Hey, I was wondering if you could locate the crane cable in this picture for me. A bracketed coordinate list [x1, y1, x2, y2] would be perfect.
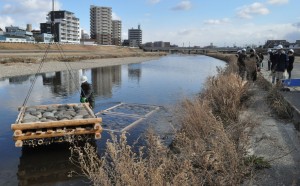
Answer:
[22, 43, 51, 107]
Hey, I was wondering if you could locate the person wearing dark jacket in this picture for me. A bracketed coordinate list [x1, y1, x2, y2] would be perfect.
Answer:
[237, 49, 247, 80]
[273, 45, 288, 83]
[80, 76, 95, 108]
[287, 49, 295, 79]
[247, 48, 259, 81]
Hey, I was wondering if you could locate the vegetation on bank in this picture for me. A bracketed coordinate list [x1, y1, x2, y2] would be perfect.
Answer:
[69, 53, 262, 185]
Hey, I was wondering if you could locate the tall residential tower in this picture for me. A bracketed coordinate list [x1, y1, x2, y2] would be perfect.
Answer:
[112, 20, 122, 46]
[90, 6, 112, 45]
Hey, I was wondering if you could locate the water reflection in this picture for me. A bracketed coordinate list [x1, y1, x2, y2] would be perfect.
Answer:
[9, 75, 31, 84]
[42, 71, 81, 97]
[18, 143, 93, 186]
[92, 66, 121, 98]
[128, 63, 142, 82]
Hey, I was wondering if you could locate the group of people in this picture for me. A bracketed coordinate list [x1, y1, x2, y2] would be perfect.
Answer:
[237, 48, 263, 81]
[267, 45, 295, 83]
[237, 45, 295, 84]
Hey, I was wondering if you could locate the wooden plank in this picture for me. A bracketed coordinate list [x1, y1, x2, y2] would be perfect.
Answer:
[11, 118, 102, 130]
[13, 129, 101, 141]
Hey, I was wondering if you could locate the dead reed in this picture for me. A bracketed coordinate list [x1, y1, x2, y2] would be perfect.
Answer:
[266, 87, 293, 119]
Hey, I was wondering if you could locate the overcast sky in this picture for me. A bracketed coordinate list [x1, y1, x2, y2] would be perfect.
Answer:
[0, 0, 299, 47]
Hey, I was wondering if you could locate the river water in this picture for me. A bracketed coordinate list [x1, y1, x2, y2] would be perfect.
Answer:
[0, 55, 225, 185]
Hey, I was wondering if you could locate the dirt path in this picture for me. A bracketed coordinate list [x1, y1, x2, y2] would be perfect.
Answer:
[243, 84, 300, 185]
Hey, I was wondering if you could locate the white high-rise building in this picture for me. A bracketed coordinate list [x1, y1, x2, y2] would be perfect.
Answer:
[40, 10, 80, 43]
[90, 6, 112, 45]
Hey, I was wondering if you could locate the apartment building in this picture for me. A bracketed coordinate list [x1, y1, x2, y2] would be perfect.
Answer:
[90, 6, 112, 45]
[40, 10, 80, 43]
[128, 25, 142, 47]
[112, 20, 122, 46]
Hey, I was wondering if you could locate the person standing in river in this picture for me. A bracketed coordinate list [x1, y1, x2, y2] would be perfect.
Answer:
[80, 76, 95, 108]
[287, 49, 295, 79]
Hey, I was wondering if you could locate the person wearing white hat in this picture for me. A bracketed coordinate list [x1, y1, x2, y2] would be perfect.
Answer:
[237, 49, 247, 80]
[267, 49, 273, 71]
[287, 49, 295, 79]
[273, 45, 288, 83]
[80, 76, 95, 108]
[247, 48, 260, 81]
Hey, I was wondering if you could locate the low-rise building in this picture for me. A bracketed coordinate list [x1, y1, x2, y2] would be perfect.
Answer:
[264, 40, 289, 48]
[5, 26, 35, 41]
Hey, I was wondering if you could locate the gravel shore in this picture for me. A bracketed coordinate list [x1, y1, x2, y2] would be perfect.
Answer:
[0, 56, 161, 79]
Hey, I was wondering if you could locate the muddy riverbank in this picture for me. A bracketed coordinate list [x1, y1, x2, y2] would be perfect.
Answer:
[0, 56, 161, 79]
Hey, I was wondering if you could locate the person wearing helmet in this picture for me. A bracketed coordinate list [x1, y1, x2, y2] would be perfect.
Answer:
[237, 49, 247, 79]
[267, 49, 273, 71]
[287, 49, 295, 79]
[236, 50, 241, 58]
[273, 45, 288, 83]
[247, 48, 260, 81]
[80, 75, 95, 108]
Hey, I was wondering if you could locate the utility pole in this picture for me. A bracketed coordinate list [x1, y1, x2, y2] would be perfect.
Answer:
[51, 0, 55, 42]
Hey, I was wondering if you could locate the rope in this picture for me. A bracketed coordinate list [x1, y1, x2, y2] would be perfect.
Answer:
[22, 43, 51, 107]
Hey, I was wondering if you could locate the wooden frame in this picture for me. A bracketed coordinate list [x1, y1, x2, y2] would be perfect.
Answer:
[11, 103, 102, 147]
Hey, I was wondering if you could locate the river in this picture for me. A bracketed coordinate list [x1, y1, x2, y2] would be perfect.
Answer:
[0, 55, 225, 185]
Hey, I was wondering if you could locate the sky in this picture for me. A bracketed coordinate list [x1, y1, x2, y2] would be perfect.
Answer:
[0, 0, 299, 47]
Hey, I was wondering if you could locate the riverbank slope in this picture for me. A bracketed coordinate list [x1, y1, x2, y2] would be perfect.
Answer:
[0, 43, 164, 79]
[207, 53, 300, 185]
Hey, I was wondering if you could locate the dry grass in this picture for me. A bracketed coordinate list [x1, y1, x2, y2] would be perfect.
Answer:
[0, 43, 166, 63]
[203, 73, 249, 125]
[266, 87, 293, 119]
[69, 53, 257, 186]
[256, 74, 272, 91]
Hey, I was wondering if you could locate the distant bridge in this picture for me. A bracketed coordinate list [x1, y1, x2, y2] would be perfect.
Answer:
[142, 46, 239, 54]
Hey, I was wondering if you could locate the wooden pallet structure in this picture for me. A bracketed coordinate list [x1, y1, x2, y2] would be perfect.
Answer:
[11, 103, 102, 147]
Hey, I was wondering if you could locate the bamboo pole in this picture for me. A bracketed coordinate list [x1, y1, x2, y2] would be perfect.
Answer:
[11, 118, 102, 130]
[16, 106, 25, 124]
[14, 130, 23, 137]
[83, 103, 95, 117]
[121, 118, 144, 132]
[13, 129, 101, 141]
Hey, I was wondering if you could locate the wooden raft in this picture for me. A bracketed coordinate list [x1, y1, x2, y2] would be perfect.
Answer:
[11, 103, 102, 147]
